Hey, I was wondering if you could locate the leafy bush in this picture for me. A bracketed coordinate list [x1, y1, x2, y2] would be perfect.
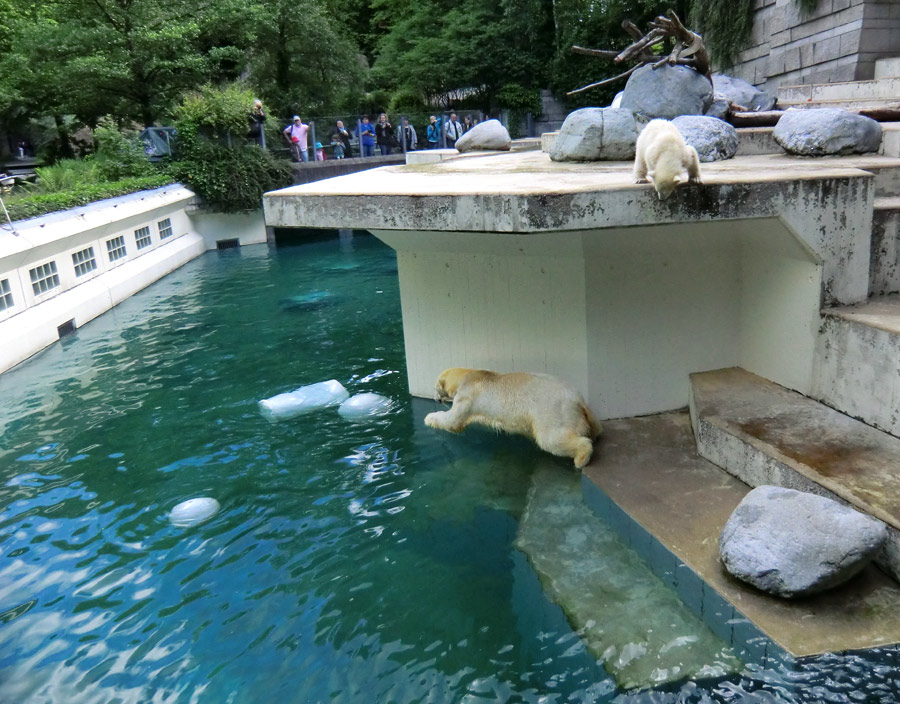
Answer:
[170, 83, 293, 213]
[25, 159, 101, 194]
[6, 175, 175, 222]
[498, 84, 542, 138]
[168, 140, 292, 213]
[175, 83, 257, 141]
[92, 118, 157, 181]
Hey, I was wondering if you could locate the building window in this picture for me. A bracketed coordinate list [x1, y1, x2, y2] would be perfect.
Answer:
[107, 235, 127, 262]
[158, 217, 173, 240]
[135, 225, 152, 250]
[30, 261, 60, 296]
[0, 278, 13, 311]
[72, 246, 97, 277]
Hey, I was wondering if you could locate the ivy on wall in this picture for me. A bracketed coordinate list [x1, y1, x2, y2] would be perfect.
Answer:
[690, 0, 820, 70]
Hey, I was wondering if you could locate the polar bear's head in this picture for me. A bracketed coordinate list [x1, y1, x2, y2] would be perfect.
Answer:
[434, 367, 477, 402]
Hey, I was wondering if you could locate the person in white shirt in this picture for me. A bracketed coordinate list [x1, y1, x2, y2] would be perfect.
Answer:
[283, 116, 309, 162]
[444, 113, 463, 148]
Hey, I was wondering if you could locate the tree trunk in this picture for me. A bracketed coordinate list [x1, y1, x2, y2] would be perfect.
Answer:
[53, 114, 75, 160]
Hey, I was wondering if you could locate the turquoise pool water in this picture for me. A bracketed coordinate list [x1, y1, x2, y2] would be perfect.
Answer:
[1, 235, 897, 703]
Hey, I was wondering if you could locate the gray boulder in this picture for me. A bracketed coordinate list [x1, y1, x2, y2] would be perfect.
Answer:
[712, 74, 775, 112]
[621, 64, 713, 120]
[705, 94, 731, 121]
[549, 107, 637, 162]
[773, 108, 883, 156]
[720, 485, 887, 598]
[455, 119, 511, 152]
[672, 115, 738, 162]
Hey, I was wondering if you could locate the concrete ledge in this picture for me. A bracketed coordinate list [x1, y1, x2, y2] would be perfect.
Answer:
[265, 152, 879, 307]
[584, 410, 900, 659]
[690, 366, 900, 582]
[288, 154, 406, 185]
[406, 149, 461, 164]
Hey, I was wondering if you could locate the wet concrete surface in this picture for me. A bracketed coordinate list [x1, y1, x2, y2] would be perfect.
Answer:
[583, 411, 900, 657]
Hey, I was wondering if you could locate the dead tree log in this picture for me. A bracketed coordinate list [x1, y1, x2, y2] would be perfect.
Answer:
[568, 10, 712, 97]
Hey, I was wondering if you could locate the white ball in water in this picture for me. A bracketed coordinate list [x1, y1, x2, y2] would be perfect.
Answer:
[169, 497, 220, 527]
[338, 393, 392, 420]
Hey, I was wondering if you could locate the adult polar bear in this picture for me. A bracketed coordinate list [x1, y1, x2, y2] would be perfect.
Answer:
[424, 368, 602, 468]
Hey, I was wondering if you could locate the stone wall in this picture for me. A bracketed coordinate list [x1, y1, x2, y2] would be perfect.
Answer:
[725, 0, 900, 90]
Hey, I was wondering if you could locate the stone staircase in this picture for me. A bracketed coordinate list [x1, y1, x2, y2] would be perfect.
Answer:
[685, 102, 900, 586]
[578, 88, 900, 663]
[776, 57, 900, 112]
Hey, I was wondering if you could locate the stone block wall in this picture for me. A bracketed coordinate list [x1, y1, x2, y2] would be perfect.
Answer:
[724, 0, 900, 90]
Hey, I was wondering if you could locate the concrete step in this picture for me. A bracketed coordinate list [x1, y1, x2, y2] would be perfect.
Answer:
[870, 199, 900, 296]
[584, 410, 900, 661]
[689, 367, 900, 582]
[815, 295, 900, 440]
[875, 57, 900, 80]
[778, 77, 900, 105]
[517, 465, 742, 689]
[777, 98, 900, 112]
[735, 127, 779, 156]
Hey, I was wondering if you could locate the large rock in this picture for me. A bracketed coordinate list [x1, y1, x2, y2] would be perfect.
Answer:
[454, 119, 511, 152]
[621, 64, 714, 120]
[549, 107, 637, 162]
[773, 108, 883, 156]
[719, 485, 887, 598]
[672, 115, 738, 162]
[704, 94, 731, 121]
[711, 74, 775, 112]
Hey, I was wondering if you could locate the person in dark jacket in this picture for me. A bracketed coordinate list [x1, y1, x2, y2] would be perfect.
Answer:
[375, 113, 394, 156]
[332, 120, 353, 158]
[248, 99, 266, 144]
[400, 117, 417, 151]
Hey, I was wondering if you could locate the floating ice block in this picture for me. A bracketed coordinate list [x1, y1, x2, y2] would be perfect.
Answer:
[337, 393, 393, 421]
[169, 497, 220, 527]
[259, 380, 350, 421]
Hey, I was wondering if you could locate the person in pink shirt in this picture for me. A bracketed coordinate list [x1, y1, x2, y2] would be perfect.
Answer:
[283, 115, 309, 162]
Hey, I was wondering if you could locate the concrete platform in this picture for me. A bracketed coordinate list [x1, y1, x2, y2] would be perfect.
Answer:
[690, 366, 900, 581]
[583, 411, 900, 659]
[264, 150, 886, 418]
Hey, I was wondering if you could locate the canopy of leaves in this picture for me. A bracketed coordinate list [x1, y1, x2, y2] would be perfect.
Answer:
[370, 0, 554, 109]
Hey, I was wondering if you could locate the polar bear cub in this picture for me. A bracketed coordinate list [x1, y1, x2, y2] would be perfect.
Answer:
[424, 368, 602, 469]
[633, 119, 702, 200]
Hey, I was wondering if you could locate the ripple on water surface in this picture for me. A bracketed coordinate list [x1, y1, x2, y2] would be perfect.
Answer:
[1, 237, 899, 703]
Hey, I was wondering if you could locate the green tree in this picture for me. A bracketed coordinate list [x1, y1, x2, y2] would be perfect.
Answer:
[246, 0, 366, 119]
[4, 0, 255, 128]
[370, 0, 554, 110]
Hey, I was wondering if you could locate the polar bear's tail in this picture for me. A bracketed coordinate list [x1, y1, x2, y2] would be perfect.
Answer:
[581, 405, 603, 439]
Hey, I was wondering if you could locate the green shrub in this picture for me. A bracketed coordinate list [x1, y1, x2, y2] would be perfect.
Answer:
[92, 118, 157, 181]
[26, 159, 101, 194]
[6, 175, 174, 222]
[498, 84, 542, 138]
[170, 83, 293, 213]
[168, 140, 292, 213]
[175, 83, 257, 141]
